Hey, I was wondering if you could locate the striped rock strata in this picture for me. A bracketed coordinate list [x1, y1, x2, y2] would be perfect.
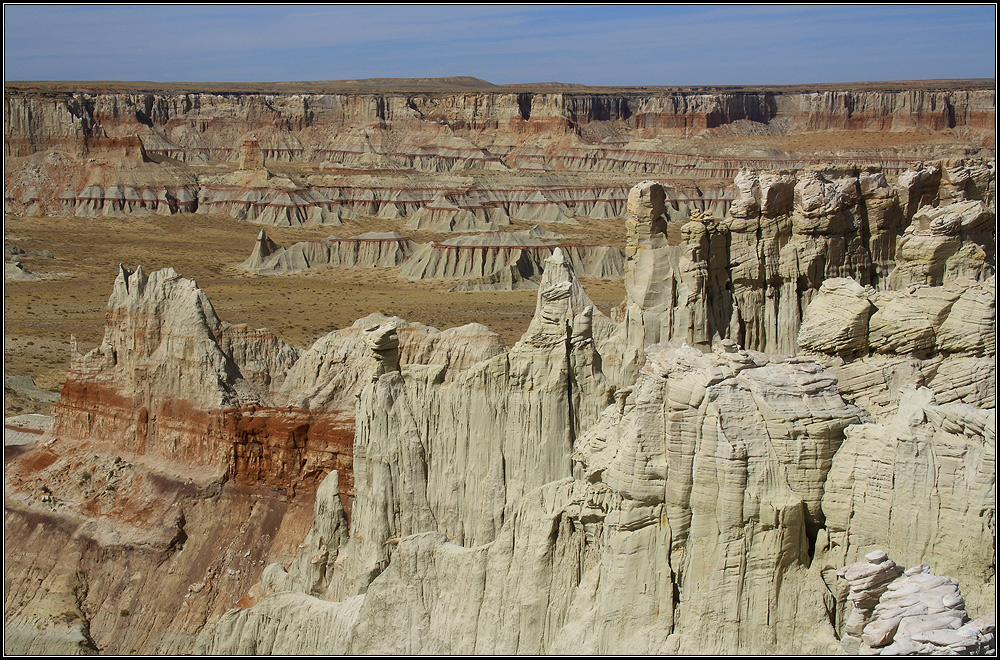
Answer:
[239, 230, 416, 273]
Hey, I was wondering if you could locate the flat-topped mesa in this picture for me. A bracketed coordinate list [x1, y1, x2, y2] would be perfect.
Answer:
[6, 87, 993, 163]
[400, 231, 626, 291]
[399, 232, 550, 284]
[240, 231, 416, 273]
[7, 85, 992, 221]
[198, 175, 342, 227]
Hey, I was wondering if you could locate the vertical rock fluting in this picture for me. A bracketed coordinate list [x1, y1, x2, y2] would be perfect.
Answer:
[615, 160, 994, 373]
[818, 387, 996, 618]
[202, 339, 877, 654]
[621, 179, 728, 379]
[406, 247, 615, 548]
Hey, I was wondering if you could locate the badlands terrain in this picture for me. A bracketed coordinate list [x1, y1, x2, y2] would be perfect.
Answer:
[2, 78, 996, 655]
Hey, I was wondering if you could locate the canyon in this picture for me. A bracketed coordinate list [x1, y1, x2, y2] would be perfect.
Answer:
[3, 79, 996, 655]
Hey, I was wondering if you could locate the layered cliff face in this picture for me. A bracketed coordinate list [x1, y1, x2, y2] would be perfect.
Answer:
[6, 88, 995, 160]
[6, 160, 995, 655]
[614, 159, 995, 383]
[797, 276, 995, 418]
[202, 336, 992, 654]
[4, 85, 994, 224]
[51, 264, 350, 494]
[819, 387, 996, 617]
[239, 230, 416, 273]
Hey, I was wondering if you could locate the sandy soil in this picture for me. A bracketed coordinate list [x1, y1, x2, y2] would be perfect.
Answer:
[3, 213, 629, 414]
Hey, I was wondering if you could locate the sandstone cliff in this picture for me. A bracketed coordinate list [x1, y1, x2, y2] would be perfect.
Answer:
[5, 85, 994, 223]
[5, 164, 995, 654]
[6, 88, 994, 162]
[611, 160, 994, 383]
[200, 335, 993, 654]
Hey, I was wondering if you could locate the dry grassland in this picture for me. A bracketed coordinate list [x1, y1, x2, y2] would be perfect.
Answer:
[4, 213, 629, 412]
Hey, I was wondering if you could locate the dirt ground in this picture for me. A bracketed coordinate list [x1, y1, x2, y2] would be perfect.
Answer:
[3, 213, 629, 414]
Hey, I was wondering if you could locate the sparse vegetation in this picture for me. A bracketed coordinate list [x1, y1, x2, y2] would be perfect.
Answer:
[3, 212, 626, 416]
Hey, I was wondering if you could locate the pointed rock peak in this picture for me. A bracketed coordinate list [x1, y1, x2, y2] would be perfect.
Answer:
[133, 264, 148, 293]
[519, 247, 597, 349]
[539, 246, 585, 298]
[118, 263, 135, 292]
[257, 229, 268, 241]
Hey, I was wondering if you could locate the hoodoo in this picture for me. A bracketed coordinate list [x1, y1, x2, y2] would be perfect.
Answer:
[3, 76, 995, 656]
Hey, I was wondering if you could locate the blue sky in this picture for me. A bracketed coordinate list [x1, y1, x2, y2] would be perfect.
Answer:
[3, 5, 996, 85]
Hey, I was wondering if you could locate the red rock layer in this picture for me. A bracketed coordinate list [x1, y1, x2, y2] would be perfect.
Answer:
[6, 88, 994, 159]
[53, 383, 356, 508]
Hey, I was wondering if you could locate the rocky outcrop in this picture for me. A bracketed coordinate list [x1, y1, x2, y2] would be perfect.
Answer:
[837, 551, 995, 655]
[817, 387, 996, 618]
[205, 249, 615, 605]
[4, 240, 52, 281]
[399, 231, 626, 290]
[51, 265, 350, 495]
[52, 265, 507, 508]
[4, 263, 511, 654]
[200, 337, 880, 654]
[4, 138, 199, 217]
[403, 192, 508, 232]
[797, 276, 995, 417]
[239, 230, 415, 273]
[196, 172, 997, 655]
[197, 170, 343, 226]
[611, 162, 995, 386]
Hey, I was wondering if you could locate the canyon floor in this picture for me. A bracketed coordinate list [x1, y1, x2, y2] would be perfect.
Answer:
[3, 210, 626, 415]
[2, 119, 991, 413]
